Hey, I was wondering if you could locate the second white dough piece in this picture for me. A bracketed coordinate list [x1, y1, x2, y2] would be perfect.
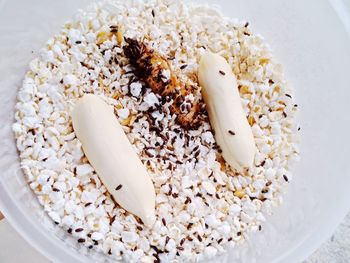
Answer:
[71, 94, 156, 226]
[198, 52, 256, 172]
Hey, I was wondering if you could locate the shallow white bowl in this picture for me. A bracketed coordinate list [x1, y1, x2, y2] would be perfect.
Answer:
[1, 0, 350, 262]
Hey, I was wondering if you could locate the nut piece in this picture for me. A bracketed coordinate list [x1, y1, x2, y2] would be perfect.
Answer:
[234, 190, 245, 198]
[117, 28, 124, 45]
[96, 31, 111, 45]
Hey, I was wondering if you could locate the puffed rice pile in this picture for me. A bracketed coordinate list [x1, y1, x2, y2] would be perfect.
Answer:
[13, 0, 300, 262]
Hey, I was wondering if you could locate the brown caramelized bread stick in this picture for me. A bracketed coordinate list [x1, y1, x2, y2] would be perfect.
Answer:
[123, 38, 202, 129]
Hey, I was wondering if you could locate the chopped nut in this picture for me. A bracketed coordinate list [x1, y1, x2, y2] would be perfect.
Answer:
[120, 115, 133, 126]
[259, 58, 269, 65]
[248, 115, 255, 126]
[96, 31, 111, 45]
[239, 85, 250, 94]
[234, 190, 245, 198]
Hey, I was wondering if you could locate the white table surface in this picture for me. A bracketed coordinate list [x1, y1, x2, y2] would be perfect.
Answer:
[1, 213, 349, 263]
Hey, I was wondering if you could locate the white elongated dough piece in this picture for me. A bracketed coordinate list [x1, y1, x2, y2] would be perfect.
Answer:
[71, 94, 156, 226]
[198, 52, 256, 172]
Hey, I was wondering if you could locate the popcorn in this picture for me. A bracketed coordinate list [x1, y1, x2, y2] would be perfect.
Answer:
[201, 131, 215, 144]
[76, 164, 94, 176]
[117, 108, 130, 119]
[13, 0, 299, 261]
[121, 231, 138, 243]
[202, 181, 216, 195]
[63, 74, 78, 86]
[143, 92, 159, 108]
[91, 232, 104, 241]
[130, 82, 142, 97]
[53, 181, 67, 192]
[161, 69, 171, 82]
[48, 211, 61, 224]
[229, 204, 242, 216]
[62, 215, 75, 226]
[68, 28, 83, 44]
[81, 190, 99, 203]
[52, 44, 64, 58]
[205, 214, 220, 228]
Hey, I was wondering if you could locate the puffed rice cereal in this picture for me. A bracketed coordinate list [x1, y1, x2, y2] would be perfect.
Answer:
[13, 0, 300, 262]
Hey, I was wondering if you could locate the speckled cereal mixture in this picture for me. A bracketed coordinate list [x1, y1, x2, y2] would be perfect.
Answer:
[13, 0, 300, 262]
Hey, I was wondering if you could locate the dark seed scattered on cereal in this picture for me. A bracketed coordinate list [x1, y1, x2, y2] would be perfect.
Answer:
[150, 245, 161, 253]
[180, 238, 185, 246]
[177, 246, 184, 251]
[262, 188, 268, 194]
[266, 181, 272, 186]
[228, 130, 235, 135]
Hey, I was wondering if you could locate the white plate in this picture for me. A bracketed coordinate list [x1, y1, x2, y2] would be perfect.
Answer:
[0, 0, 350, 262]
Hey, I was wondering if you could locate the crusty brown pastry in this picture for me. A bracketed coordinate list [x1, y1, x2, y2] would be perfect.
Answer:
[123, 38, 202, 129]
